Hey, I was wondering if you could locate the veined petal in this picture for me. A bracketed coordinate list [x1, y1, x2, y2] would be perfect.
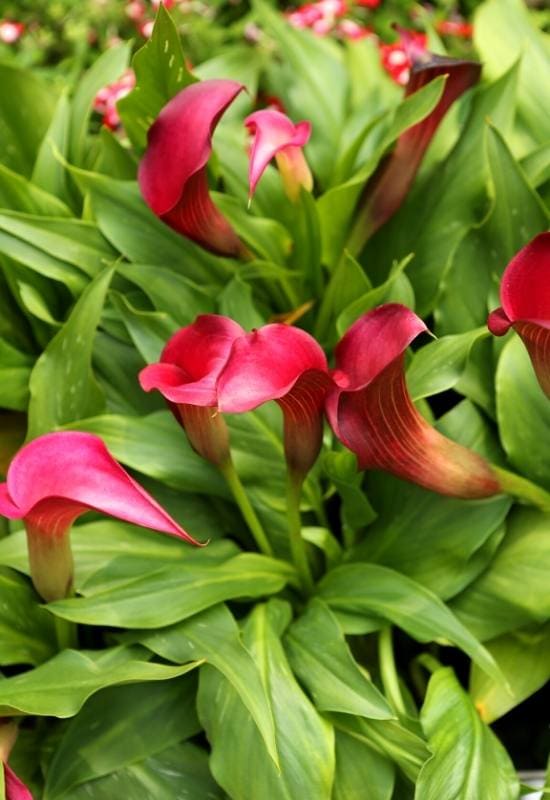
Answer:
[245, 109, 312, 199]
[0, 432, 200, 544]
[139, 315, 245, 407]
[138, 80, 247, 256]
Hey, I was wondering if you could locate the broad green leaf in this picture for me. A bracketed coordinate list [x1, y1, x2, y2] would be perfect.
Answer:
[70, 43, 131, 165]
[0, 568, 56, 666]
[139, 604, 278, 764]
[330, 713, 430, 783]
[318, 564, 502, 681]
[47, 554, 296, 628]
[470, 623, 550, 723]
[367, 62, 518, 315]
[63, 742, 222, 800]
[44, 678, 200, 800]
[496, 336, 550, 488]
[407, 328, 489, 401]
[333, 730, 395, 800]
[213, 192, 291, 265]
[92, 331, 160, 416]
[118, 4, 195, 150]
[198, 601, 335, 800]
[0, 338, 33, 411]
[218, 275, 264, 329]
[95, 127, 138, 180]
[0, 645, 199, 717]
[0, 65, 58, 177]
[32, 90, 72, 204]
[110, 291, 177, 364]
[521, 143, 550, 189]
[318, 76, 446, 267]
[0, 521, 237, 592]
[288, 190, 323, 297]
[285, 599, 394, 720]
[194, 45, 261, 120]
[27, 268, 112, 438]
[315, 251, 371, 343]
[451, 507, 550, 640]
[474, 0, 550, 147]
[0, 164, 70, 217]
[415, 668, 518, 800]
[322, 451, 377, 544]
[71, 169, 232, 284]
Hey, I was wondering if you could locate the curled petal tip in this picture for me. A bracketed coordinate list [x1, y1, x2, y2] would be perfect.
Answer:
[487, 307, 512, 336]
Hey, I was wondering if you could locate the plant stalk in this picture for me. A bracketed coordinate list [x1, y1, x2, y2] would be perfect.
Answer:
[379, 626, 407, 716]
[493, 466, 550, 512]
[286, 474, 315, 593]
[219, 460, 273, 557]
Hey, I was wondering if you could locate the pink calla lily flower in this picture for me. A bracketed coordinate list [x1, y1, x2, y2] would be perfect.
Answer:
[245, 109, 313, 201]
[488, 233, 550, 397]
[327, 304, 501, 498]
[138, 80, 249, 257]
[3, 764, 33, 800]
[350, 44, 481, 249]
[0, 432, 201, 601]
[140, 315, 331, 479]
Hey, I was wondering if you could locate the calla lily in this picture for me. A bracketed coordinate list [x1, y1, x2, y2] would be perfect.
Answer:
[0, 432, 201, 601]
[1, 722, 32, 800]
[138, 80, 248, 257]
[217, 323, 331, 480]
[3, 764, 33, 800]
[327, 304, 501, 498]
[244, 109, 313, 201]
[349, 43, 481, 251]
[488, 233, 550, 398]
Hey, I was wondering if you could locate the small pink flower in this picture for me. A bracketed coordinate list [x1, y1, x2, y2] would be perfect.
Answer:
[138, 19, 155, 37]
[379, 31, 427, 85]
[0, 21, 24, 44]
[152, 0, 176, 8]
[93, 69, 136, 131]
[245, 109, 313, 201]
[125, 0, 146, 21]
[327, 304, 501, 498]
[355, 0, 380, 6]
[337, 19, 373, 41]
[437, 19, 474, 38]
[488, 234, 550, 398]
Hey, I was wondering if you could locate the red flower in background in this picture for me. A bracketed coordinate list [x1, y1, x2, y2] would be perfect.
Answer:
[138, 80, 249, 257]
[287, 0, 346, 35]
[379, 30, 427, 86]
[488, 234, 550, 398]
[125, 1, 146, 21]
[437, 19, 474, 38]
[93, 69, 135, 130]
[0, 21, 24, 44]
[337, 20, 373, 40]
[327, 304, 501, 498]
[0, 432, 201, 601]
[245, 109, 313, 201]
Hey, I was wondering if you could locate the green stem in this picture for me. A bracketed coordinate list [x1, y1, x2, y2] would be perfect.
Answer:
[493, 466, 550, 512]
[219, 460, 273, 557]
[286, 474, 315, 594]
[53, 615, 77, 651]
[379, 626, 407, 716]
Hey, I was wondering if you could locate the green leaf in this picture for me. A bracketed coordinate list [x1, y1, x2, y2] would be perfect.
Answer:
[407, 328, 489, 401]
[218, 275, 264, 329]
[415, 667, 518, 800]
[47, 554, 296, 628]
[0, 65, 58, 177]
[138, 604, 278, 765]
[318, 564, 502, 681]
[0, 568, 56, 666]
[213, 191, 291, 265]
[0, 338, 33, 411]
[318, 76, 446, 267]
[0, 163, 70, 217]
[470, 623, 550, 723]
[32, 90, 72, 204]
[322, 451, 377, 543]
[451, 507, 550, 640]
[285, 599, 394, 720]
[521, 143, 550, 189]
[333, 730, 395, 800]
[27, 268, 112, 438]
[496, 336, 550, 488]
[315, 251, 371, 343]
[110, 291, 177, 364]
[198, 600, 335, 800]
[0, 645, 199, 717]
[43, 678, 200, 800]
[70, 43, 131, 165]
[61, 742, 223, 800]
[118, 4, 195, 151]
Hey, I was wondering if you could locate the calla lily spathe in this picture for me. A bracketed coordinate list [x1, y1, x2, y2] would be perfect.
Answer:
[0, 432, 201, 601]
[327, 304, 501, 498]
[488, 233, 550, 398]
[3, 764, 32, 800]
[138, 79, 248, 257]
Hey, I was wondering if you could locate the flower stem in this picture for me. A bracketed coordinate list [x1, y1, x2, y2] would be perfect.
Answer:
[379, 626, 407, 717]
[493, 466, 550, 512]
[286, 474, 315, 594]
[219, 460, 273, 556]
[53, 615, 77, 651]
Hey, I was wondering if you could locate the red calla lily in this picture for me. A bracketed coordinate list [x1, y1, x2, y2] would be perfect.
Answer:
[0, 432, 201, 601]
[244, 109, 313, 201]
[488, 233, 550, 398]
[3, 764, 33, 800]
[349, 45, 481, 250]
[138, 79, 248, 257]
[217, 323, 331, 479]
[327, 304, 501, 498]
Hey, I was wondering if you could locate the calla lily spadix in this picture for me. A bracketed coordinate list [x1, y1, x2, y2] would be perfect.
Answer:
[0, 432, 201, 602]
[138, 79, 249, 257]
[245, 109, 313, 202]
[348, 45, 481, 253]
[327, 304, 502, 499]
[488, 233, 550, 398]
